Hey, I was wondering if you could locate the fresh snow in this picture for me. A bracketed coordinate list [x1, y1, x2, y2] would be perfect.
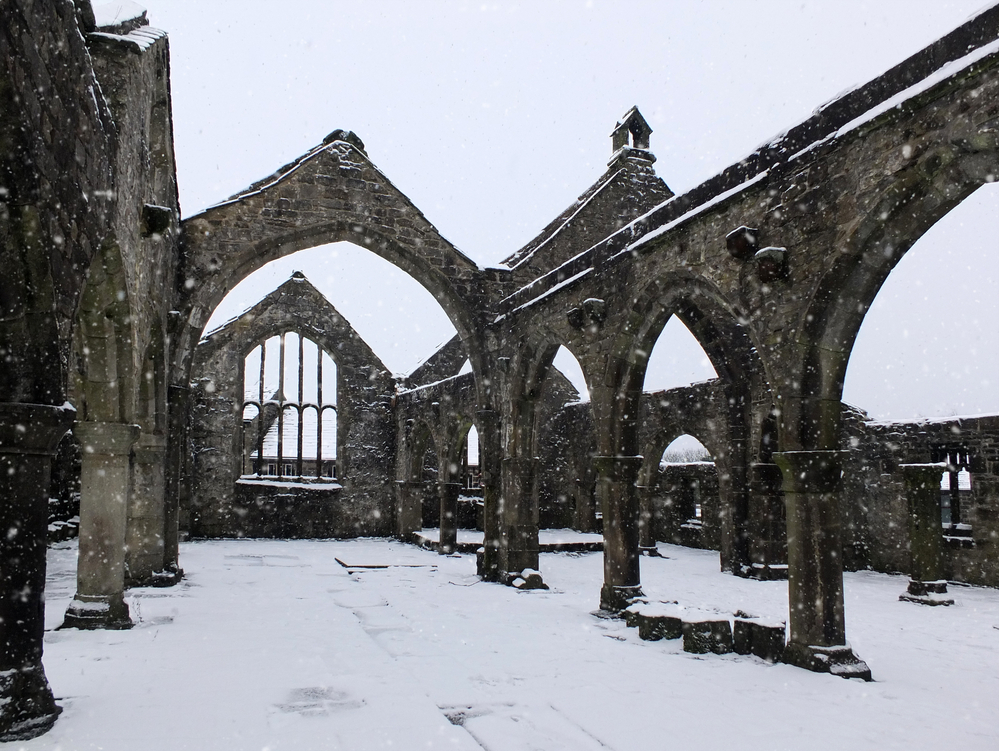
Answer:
[19, 538, 999, 750]
[92, 2, 146, 28]
[417, 528, 604, 547]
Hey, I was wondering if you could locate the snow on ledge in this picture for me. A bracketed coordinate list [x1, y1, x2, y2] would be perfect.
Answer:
[237, 477, 342, 490]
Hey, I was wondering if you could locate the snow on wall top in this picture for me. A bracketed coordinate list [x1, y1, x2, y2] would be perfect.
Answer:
[93, 2, 147, 31]
[499, 3, 999, 315]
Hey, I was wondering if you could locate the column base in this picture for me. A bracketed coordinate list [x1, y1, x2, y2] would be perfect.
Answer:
[782, 643, 872, 681]
[476, 546, 502, 582]
[600, 584, 645, 613]
[505, 569, 549, 590]
[746, 562, 789, 581]
[61, 593, 133, 630]
[0, 664, 62, 741]
[131, 565, 185, 589]
[899, 579, 954, 606]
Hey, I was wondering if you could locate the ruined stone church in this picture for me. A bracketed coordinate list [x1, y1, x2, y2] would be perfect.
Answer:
[2, 0, 999, 740]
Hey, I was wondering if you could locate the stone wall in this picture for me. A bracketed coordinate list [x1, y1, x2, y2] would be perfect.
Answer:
[841, 411, 999, 585]
[8, 2, 999, 728]
[188, 274, 395, 538]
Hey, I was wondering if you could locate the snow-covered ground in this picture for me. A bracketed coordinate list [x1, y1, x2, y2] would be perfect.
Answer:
[15, 537, 999, 750]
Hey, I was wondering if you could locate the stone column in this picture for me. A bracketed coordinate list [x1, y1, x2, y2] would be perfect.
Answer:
[716, 452, 751, 575]
[499, 455, 541, 579]
[573, 474, 596, 533]
[899, 463, 953, 604]
[637, 484, 661, 556]
[748, 462, 788, 580]
[476, 409, 502, 581]
[162, 384, 188, 577]
[439, 481, 461, 554]
[0, 403, 75, 741]
[126, 434, 169, 586]
[395, 480, 423, 539]
[63, 421, 140, 630]
[971, 472, 999, 584]
[595, 455, 645, 611]
[773, 450, 871, 680]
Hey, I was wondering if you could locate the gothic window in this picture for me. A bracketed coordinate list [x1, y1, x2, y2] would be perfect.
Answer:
[932, 446, 974, 536]
[241, 333, 337, 481]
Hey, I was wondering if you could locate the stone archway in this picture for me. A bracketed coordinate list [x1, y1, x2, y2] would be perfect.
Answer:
[188, 274, 394, 538]
[173, 134, 487, 389]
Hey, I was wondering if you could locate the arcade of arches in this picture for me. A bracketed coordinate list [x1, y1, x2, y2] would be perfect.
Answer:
[3, 1, 999, 738]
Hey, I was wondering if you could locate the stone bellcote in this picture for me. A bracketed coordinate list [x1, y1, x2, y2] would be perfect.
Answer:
[609, 106, 656, 167]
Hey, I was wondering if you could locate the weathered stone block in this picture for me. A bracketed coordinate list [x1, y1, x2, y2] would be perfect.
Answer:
[733, 618, 786, 662]
[682, 617, 733, 654]
[638, 613, 683, 641]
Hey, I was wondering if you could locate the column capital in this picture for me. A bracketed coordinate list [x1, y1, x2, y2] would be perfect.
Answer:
[74, 421, 140, 456]
[0, 402, 75, 456]
[773, 450, 845, 494]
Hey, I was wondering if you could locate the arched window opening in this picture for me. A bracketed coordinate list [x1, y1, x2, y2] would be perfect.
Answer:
[843, 183, 999, 420]
[552, 345, 588, 401]
[931, 446, 974, 537]
[421, 444, 440, 528]
[645, 316, 717, 393]
[660, 434, 713, 466]
[655, 434, 718, 550]
[463, 424, 481, 490]
[204, 241, 457, 375]
[242, 333, 337, 482]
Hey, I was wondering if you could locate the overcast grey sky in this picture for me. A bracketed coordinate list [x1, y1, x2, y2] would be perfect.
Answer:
[138, 0, 996, 420]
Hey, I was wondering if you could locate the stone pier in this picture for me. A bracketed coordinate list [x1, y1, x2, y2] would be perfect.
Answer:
[899, 463, 953, 605]
[126, 434, 169, 586]
[499, 456, 541, 579]
[748, 462, 788, 580]
[774, 451, 871, 680]
[63, 421, 140, 630]
[439, 481, 461, 554]
[0, 404, 75, 741]
[636, 483, 660, 555]
[595, 455, 645, 611]
[395, 480, 424, 539]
